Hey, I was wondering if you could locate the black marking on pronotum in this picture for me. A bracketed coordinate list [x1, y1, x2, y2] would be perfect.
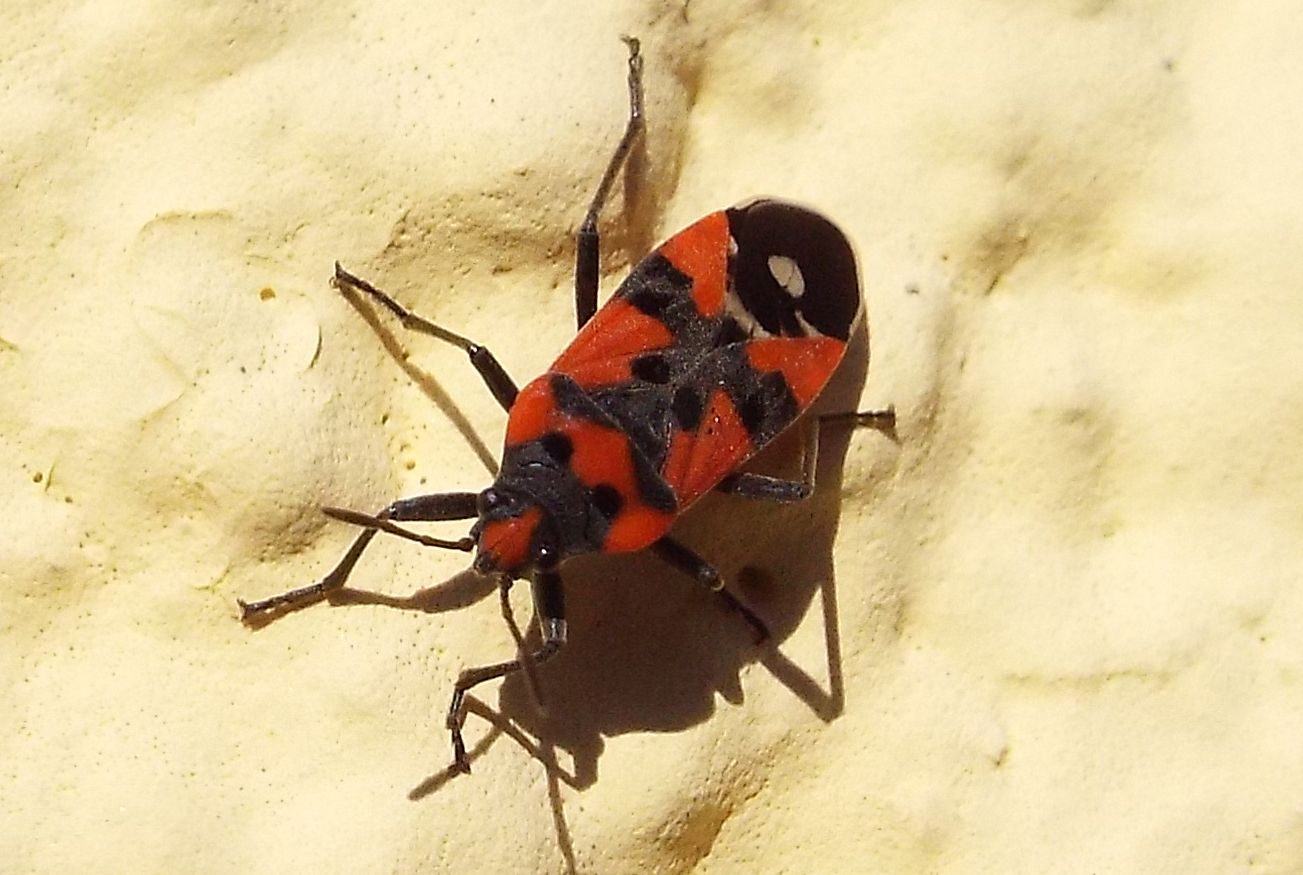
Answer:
[589, 484, 624, 518]
[540, 432, 574, 464]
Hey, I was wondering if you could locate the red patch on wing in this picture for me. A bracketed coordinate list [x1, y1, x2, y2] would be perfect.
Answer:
[661, 387, 754, 506]
[477, 506, 542, 573]
[657, 210, 729, 317]
[745, 337, 846, 407]
[661, 428, 696, 501]
[550, 299, 674, 388]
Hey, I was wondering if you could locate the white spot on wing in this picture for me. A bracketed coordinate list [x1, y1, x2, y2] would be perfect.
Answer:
[722, 288, 766, 338]
[767, 255, 806, 298]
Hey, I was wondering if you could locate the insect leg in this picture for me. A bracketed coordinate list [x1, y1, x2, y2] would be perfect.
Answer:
[716, 407, 896, 503]
[446, 569, 567, 774]
[650, 537, 769, 644]
[574, 36, 645, 329]
[333, 263, 520, 411]
[238, 492, 479, 620]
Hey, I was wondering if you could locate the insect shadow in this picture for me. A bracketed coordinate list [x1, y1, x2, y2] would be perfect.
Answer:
[240, 41, 900, 875]
[370, 313, 880, 794]
[251, 253, 886, 875]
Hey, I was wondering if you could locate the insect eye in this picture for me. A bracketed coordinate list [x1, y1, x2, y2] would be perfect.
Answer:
[477, 488, 502, 515]
[533, 542, 560, 571]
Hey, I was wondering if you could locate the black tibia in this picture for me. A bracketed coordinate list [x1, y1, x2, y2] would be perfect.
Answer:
[650, 537, 770, 644]
[575, 36, 645, 330]
[715, 407, 897, 503]
[446, 569, 567, 774]
[332, 263, 519, 412]
[237, 492, 479, 620]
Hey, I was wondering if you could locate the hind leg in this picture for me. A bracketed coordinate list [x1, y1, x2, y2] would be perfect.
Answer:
[715, 408, 897, 502]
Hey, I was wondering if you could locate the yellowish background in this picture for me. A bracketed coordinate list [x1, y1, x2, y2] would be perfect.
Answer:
[3, 1, 1301, 872]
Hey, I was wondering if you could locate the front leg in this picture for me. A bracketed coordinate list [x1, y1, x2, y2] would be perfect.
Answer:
[333, 264, 520, 411]
[445, 569, 567, 774]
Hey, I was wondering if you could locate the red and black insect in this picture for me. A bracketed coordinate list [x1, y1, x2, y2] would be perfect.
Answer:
[240, 38, 892, 774]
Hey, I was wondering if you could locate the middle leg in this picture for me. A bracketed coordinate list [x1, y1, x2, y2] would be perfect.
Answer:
[574, 36, 645, 329]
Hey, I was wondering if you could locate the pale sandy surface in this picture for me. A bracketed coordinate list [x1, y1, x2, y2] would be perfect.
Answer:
[4, 2, 1302, 873]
